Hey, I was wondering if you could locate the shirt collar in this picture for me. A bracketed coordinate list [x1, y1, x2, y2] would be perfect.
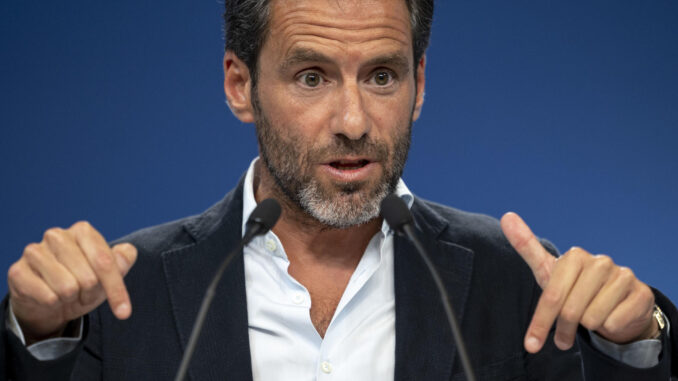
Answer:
[241, 157, 413, 237]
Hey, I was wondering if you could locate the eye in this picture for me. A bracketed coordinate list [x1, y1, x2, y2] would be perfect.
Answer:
[372, 70, 394, 86]
[299, 71, 322, 87]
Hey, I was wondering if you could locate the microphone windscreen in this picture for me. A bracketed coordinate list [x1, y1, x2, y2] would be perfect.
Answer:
[247, 198, 282, 231]
[380, 194, 413, 232]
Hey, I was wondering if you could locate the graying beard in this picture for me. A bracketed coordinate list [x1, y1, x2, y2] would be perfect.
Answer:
[298, 179, 391, 229]
[251, 88, 410, 230]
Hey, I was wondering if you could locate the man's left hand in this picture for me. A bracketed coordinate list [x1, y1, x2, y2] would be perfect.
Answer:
[500, 212, 659, 353]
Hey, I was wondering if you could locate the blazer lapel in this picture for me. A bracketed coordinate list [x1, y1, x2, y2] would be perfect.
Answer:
[394, 199, 475, 381]
[161, 183, 254, 381]
[158, 185, 475, 381]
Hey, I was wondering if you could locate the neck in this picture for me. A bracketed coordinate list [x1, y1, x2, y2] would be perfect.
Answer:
[252, 160, 381, 266]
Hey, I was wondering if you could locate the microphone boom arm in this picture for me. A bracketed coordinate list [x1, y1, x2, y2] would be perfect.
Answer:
[400, 223, 477, 381]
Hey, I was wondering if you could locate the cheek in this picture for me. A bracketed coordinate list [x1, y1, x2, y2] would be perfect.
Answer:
[364, 88, 415, 123]
[262, 91, 330, 139]
[368, 104, 411, 143]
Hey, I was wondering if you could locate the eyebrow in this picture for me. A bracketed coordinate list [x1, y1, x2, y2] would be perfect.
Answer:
[364, 53, 411, 75]
[280, 48, 334, 72]
[279, 48, 411, 75]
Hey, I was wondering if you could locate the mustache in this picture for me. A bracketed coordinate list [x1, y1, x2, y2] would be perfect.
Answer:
[307, 135, 389, 162]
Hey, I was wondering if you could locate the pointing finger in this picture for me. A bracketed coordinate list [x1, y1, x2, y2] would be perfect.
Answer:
[72, 222, 132, 320]
[525, 251, 584, 352]
[79, 243, 137, 307]
[501, 212, 555, 288]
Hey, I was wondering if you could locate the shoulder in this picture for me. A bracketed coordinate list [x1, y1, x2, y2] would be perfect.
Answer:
[412, 196, 558, 257]
[111, 179, 245, 257]
[412, 197, 507, 247]
[412, 197, 547, 312]
[112, 216, 198, 256]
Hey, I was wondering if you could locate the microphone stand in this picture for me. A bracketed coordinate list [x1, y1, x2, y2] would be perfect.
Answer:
[174, 198, 280, 381]
[173, 230, 256, 381]
[401, 224, 477, 381]
[381, 194, 476, 381]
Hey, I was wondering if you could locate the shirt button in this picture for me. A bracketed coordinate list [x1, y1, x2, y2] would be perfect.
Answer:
[321, 361, 332, 374]
[265, 239, 277, 252]
[292, 292, 305, 304]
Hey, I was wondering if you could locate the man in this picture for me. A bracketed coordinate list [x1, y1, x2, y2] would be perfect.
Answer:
[2, 0, 676, 380]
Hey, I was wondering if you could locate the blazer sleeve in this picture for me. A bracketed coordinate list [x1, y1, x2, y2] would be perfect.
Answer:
[1, 296, 102, 381]
[527, 240, 676, 380]
[577, 287, 676, 380]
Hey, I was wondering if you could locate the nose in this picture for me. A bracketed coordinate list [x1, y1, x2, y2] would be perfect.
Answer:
[330, 82, 371, 140]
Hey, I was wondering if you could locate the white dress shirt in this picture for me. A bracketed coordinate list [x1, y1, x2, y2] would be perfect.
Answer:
[242, 158, 413, 381]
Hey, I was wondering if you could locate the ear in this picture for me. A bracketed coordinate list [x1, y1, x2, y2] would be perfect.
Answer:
[224, 51, 255, 123]
[412, 55, 426, 122]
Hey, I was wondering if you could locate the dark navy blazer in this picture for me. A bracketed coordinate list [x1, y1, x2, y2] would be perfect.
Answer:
[3, 178, 676, 380]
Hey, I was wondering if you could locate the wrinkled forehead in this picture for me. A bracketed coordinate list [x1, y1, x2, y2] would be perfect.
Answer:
[266, 0, 413, 57]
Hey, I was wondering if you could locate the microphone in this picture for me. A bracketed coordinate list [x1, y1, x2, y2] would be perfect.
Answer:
[380, 194, 477, 381]
[244, 198, 283, 242]
[174, 198, 281, 381]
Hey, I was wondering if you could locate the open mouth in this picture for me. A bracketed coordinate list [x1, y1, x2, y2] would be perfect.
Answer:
[328, 159, 371, 170]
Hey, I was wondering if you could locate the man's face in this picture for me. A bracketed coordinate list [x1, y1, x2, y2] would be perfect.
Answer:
[251, 0, 424, 228]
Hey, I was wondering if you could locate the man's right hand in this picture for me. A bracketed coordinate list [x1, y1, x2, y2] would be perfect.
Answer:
[7, 221, 137, 344]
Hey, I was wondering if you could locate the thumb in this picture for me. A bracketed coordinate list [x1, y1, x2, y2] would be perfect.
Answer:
[500, 212, 554, 288]
[111, 243, 138, 276]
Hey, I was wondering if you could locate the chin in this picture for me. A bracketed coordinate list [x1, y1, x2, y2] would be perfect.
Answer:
[298, 180, 387, 229]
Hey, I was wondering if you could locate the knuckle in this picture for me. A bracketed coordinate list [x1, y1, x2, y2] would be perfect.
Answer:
[43, 227, 65, 244]
[23, 243, 42, 262]
[10, 280, 29, 300]
[570, 247, 592, 262]
[42, 292, 60, 308]
[81, 285, 103, 303]
[536, 261, 552, 283]
[80, 274, 99, 290]
[542, 288, 563, 306]
[567, 246, 583, 256]
[93, 250, 115, 272]
[7, 262, 22, 282]
[603, 318, 619, 333]
[11, 285, 28, 300]
[581, 314, 602, 330]
[561, 249, 582, 266]
[636, 286, 654, 305]
[58, 281, 79, 301]
[72, 220, 93, 233]
[79, 292, 98, 306]
[617, 266, 635, 283]
[560, 306, 580, 323]
[593, 255, 614, 271]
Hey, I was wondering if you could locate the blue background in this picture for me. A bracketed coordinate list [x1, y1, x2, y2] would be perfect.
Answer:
[1, 1, 676, 303]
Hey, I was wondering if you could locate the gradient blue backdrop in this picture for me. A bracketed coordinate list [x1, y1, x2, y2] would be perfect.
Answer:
[1, 1, 676, 305]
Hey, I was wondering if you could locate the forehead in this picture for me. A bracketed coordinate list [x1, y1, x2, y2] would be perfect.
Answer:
[265, 0, 412, 60]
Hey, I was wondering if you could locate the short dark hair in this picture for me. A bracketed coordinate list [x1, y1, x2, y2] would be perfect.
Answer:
[224, 0, 434, 86]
